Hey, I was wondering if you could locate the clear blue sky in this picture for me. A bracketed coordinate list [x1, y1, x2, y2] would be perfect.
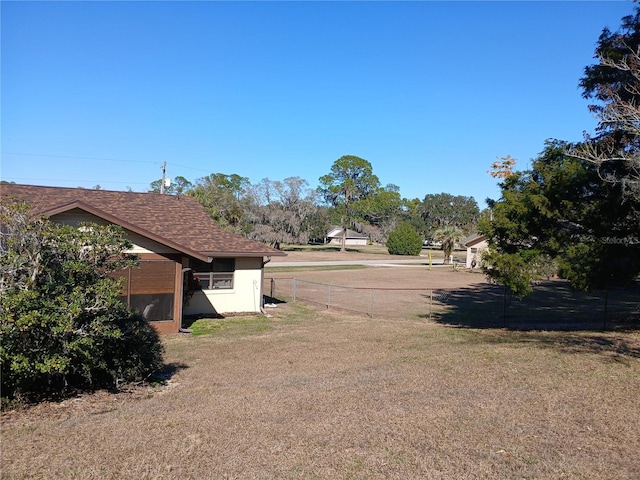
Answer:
[1, 1, 634, 207]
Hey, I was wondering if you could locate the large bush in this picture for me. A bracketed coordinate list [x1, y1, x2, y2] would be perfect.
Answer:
[386, 222, 422, 256]
[0, 201, 164, 405]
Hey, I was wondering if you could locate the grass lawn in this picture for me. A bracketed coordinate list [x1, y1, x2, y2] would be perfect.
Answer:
[2, 300, 639, 479]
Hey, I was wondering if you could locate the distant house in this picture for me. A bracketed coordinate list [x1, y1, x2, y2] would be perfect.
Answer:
[462, 234, 488, 269]
[2, 184, 285, 334]
[326, 226, 369, 246]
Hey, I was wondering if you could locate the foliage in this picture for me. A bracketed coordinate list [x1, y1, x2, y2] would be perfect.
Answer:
[420, 193, 479, 238]
[354, 184, 404, 243]
[432, 225, 465, 264]
[574, 5, 640, 200]
[188, 173, 251, 232]
[0, 200, 164, 404]
[481, 248, 538, 298]
[304, 206, 332, 244]
[244, 177, 320, 248]
[143, 163, 483, 253]
[386, 222, 423, 256]
[357, 184, 402, 225]
[484, 7, 640, 298]
[401, 197, 430, 240]
[483, 140, 640, 293]
[149, 175, 193, 195]
[318, 155, 381, 250]
[488, 155, 517, 179]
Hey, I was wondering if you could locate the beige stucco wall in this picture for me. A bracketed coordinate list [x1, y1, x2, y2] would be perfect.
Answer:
[184, 257, 264, 316]
[466, 239, 488, 269]
[52, 210, 179, 255]
[328, 237, 368, 246]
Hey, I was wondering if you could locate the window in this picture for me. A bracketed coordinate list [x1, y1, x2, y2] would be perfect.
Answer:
[471, 248, 478, 254]
[192, 258, 235, 290]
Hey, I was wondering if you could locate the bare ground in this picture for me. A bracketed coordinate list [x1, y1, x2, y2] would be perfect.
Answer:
[269, 245, 457, 264]
[2, 252, 640, 479]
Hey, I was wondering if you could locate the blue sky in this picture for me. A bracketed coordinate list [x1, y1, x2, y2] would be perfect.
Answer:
[1, 1, 634, 207]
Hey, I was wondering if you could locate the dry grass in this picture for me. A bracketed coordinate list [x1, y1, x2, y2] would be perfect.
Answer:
[2, 257, 639, 479]
[265, 254, 638, 328]
[270, 243, 465, 264]
[3, 305, 639, 479]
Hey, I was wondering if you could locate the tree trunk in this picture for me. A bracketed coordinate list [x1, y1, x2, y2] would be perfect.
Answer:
[341, 226, 346, 252]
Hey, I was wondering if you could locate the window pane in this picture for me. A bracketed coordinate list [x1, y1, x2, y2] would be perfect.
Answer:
[193, 272, 233, 290]
[191, 258, 235, 291]
[212, 273, 233, 289]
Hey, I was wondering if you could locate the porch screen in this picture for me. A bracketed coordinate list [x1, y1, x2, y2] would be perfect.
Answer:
[116, 260, 176, 322]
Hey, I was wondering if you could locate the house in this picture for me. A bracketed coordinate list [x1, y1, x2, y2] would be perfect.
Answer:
[326, 226, 369, 246]
[1, 184, 286, 334]
[462, 234, 488, 269]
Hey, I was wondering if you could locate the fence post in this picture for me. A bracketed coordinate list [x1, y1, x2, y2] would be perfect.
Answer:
[270, 278, 274, 298]
[370, 289, 374, 318]
[429, 289, 432, 320]
[292, 278, 297, 302]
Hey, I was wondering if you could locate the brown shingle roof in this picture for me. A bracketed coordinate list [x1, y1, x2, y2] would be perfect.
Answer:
[1, 184, 286, 260]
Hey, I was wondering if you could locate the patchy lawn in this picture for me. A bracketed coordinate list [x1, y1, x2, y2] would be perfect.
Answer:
[2, 298, 639, 479]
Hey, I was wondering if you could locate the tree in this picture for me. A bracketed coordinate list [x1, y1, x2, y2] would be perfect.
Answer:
[149, 176, 193, 195]
[482, 140, 640, 292]
[432, 225, 464, 264]
[356, 184, 404, 243]
[318, 155, 380, 251]
[0, 200, 163, 404]
[304, 205, 332, 244]
[386, 222, 422, 256]
[358, 184, 403, 225]
[402, 197, 430, 241]
[244, 177, 319, 248]
[488, 155, 517, 179]
[188, 173, 250, 232]
[574, 5, 640, 200]
[420, 193, 479, 238]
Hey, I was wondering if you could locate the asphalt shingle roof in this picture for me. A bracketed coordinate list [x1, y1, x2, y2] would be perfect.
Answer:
[1, 184, 286, 260]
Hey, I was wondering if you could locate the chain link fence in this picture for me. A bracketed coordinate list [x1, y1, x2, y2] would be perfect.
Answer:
[264, 276, 639, 330]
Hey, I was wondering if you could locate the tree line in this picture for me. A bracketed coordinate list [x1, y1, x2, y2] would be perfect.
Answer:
[149, 162, 481, 251]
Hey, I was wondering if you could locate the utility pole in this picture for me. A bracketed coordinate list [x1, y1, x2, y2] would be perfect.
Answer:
[160, 161, 167, 194]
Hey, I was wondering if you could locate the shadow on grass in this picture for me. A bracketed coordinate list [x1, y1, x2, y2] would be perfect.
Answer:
[151, 362, 189, 385]
[281, 244, 402, 255]
[181, 314, 224, 329]
[283, 245, 344, 252]
[422, 279, 639, 332]
[263, 295, 287, 305]
[418, 279, 640, 360]
[461, 328, 640, 361]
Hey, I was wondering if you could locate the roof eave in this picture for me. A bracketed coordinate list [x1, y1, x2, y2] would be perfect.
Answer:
[38, 201, 212, 262]
[463, 235, 489, 248]
[203, 251, 288, 258]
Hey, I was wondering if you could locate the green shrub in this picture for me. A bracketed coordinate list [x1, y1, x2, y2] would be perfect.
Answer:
[0, 201, 164, 405]
[386, 222, 423, 256]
